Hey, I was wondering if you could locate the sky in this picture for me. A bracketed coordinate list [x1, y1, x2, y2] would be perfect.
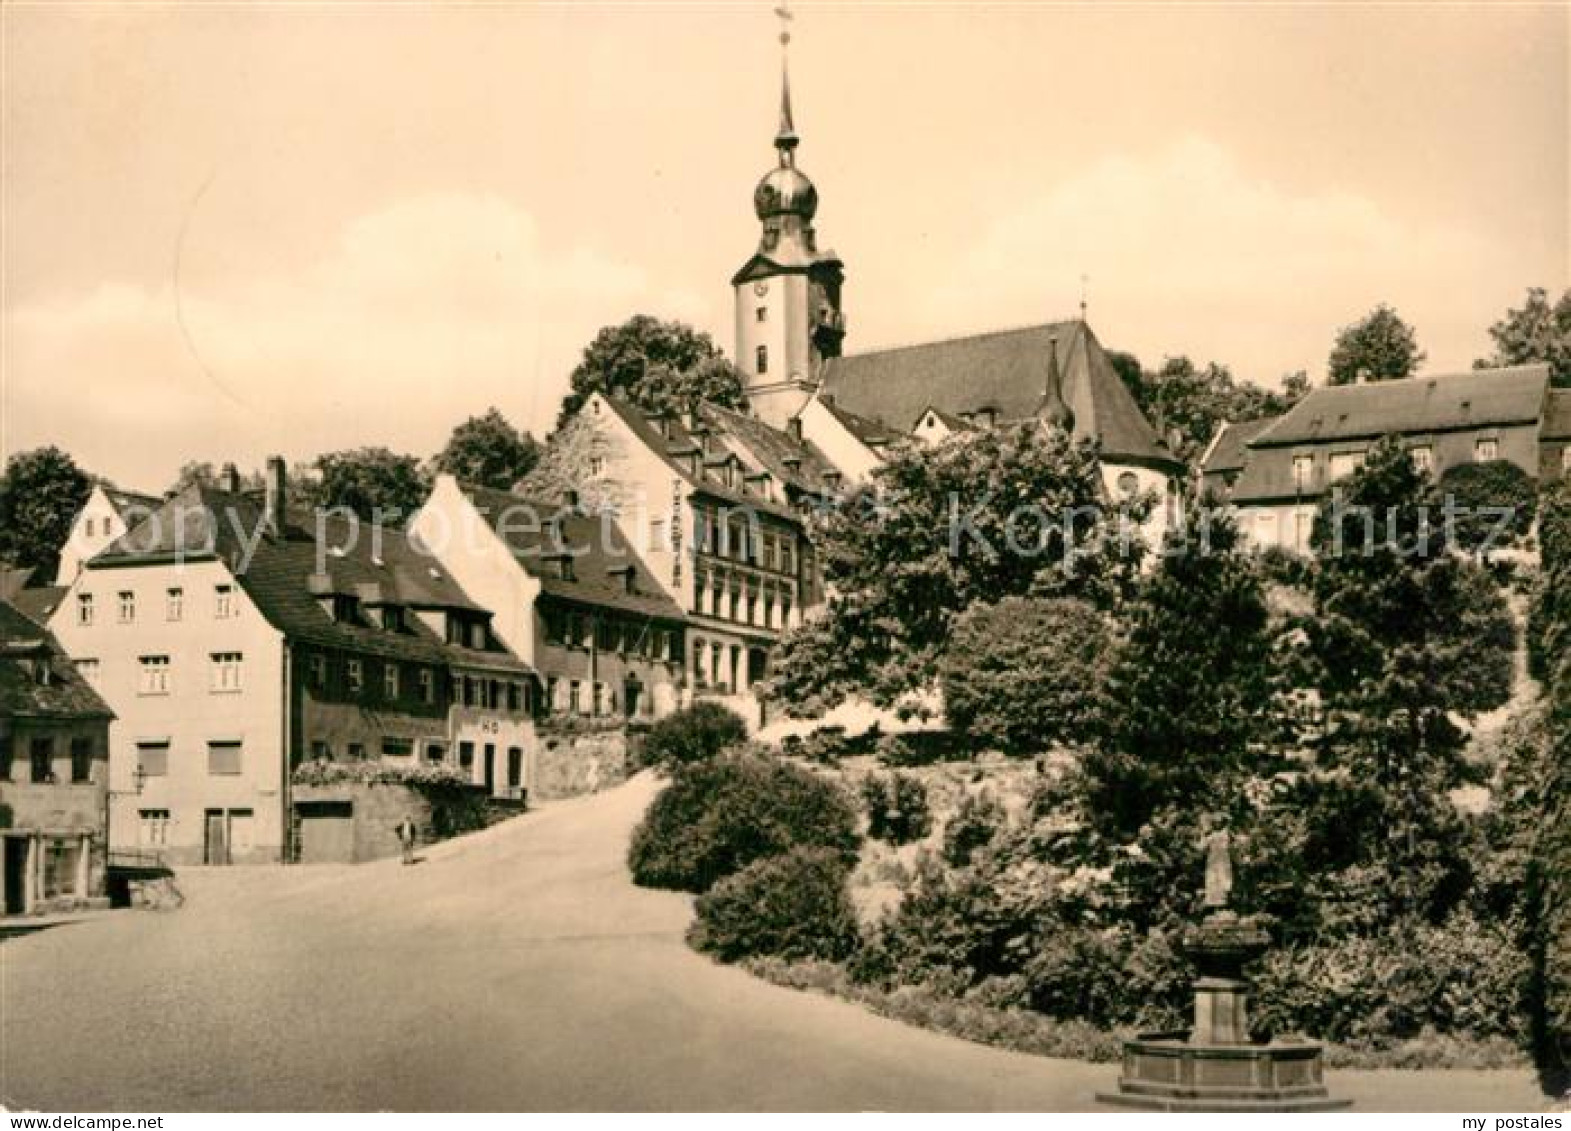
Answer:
[3, 2, 1567, 492]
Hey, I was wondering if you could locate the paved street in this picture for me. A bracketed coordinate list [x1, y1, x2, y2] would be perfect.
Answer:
[0, 774, 1550, 1112]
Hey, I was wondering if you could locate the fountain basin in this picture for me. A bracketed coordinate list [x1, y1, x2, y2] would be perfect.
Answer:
[1097, 1031, 1352, 1112]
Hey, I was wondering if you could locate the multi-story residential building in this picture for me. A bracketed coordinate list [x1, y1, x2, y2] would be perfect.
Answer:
[1, 597, 113, 916]
[49, 460, 534, 866]
[1201, 364, 1568, 553]
[525, 393, 839, 708]
[411, 478, 688, 720]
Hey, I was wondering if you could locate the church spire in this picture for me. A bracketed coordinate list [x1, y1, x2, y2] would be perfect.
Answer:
[1040, 335, 1076, 433]
[774, 4, 798, 161]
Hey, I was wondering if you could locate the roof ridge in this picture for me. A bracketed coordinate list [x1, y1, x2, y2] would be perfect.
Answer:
[834, 318, 1084, 362]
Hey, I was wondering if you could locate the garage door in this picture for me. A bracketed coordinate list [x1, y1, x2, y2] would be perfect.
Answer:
[296, 801, 354, 864]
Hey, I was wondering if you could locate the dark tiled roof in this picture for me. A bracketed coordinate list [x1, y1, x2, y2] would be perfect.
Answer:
[458, 484, 686, 623]
[10, 586, 67, 627]
[821, 398, 905, 447]
[0, 598, 114, 720]
[1543, 389, 1571, 440]
[1250, 364, 1550, 448]
[1230, 448, 1319, 504]
[0, 565, 39, 602]
[103, 487, 161, 518]
[1202, 417, 1279, 476]
[92, 485, 527, 671]
[820, 320, 1180, 468]
[597, 396, 824, 517]
[700, 403, 842, 494]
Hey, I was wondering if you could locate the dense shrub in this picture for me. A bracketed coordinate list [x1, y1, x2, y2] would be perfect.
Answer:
[1251, 910, 1531, 1047]
[940, 596, 1111, 753]
[797, 725, 852, 764]
[860, 772, 932, 845]
[640, 700, 748, 769]
[628, 755, 860, 892]
[689, 847, 860, 963]
[1432, 459, 1538, 556]
[941, 790, 1006, 867]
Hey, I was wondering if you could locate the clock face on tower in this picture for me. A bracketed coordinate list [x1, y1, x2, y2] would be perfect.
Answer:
[753, 281, 769, 297]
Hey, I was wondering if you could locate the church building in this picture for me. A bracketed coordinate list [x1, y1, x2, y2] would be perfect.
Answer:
[729, 26, 1185, 540]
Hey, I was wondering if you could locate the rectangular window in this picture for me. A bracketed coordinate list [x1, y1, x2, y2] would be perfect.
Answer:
[138, 808, 170, 847]
[75, 658, 101, 687]
[215, 584, 235, 619]
[118, 591, 135, 623]
[309, 653, 327, 688]
[0, 732, 12, 780]
[589, 456, 605, 476]
[310, 740, 331, 761]
[425, 741, 447, 763]
[78, 593, 94, 626]
[138, 655, 171, 696]
[756, 306, 768, 323]
[1292, 455, 1314, 491]
[419, 668, 435, 705]
[507, 682, 521, 712]
[568, 680, 582, 715]
[1410, 445, 1434, 474]
[70, 736, 94, 783]
[166, 587, 183, 621]
[756, 344, 769, 374]
[592, 682, 606, 716]
[347, 658, 363, 693]
[1329, 451, 1364, 482]
[545, 676, 558, 712]
[1475, 438, 1499, 462]
[382, 738, 413, 759]
[210, 652, 243, 693]
[30, 737, 54, 783]
[458, 741, 475, 770]
[781, 541, 795, 574]
[207, 740, 243, 776]
[85, 517, 96, 537]
[137, 740, 169, 778]
[347, 742, 365, 761]
[383, 663, 399, 701]
[649, 518, 666, 552]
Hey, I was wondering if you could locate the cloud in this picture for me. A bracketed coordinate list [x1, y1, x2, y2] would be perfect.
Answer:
[3, 193, 711, 489]
[915, 137, 1518, 386]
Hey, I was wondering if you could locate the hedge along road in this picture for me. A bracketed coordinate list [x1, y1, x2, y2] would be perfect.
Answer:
[0, 774, 1548, 1112]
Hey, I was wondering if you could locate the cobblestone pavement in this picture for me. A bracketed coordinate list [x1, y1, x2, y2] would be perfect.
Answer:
[0, 774, 1549, 1111]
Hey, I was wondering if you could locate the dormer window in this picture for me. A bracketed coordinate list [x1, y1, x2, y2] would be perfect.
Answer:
[381, 605, 405, 633]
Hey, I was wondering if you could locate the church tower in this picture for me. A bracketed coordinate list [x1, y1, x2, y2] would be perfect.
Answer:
[733, 13, 845, 429]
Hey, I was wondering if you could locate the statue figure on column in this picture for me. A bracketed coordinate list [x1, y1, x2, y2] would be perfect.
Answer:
[1203, 828, 1233, 911]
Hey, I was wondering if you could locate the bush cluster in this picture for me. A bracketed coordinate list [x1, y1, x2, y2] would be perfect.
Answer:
[639, 701, 748, 770]
[689, 847, 860, 963]
[628, 755, 860, 893]
[860, 772, 931, 845]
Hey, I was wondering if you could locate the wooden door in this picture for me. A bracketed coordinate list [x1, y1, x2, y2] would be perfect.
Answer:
[204, 809, 230, 866]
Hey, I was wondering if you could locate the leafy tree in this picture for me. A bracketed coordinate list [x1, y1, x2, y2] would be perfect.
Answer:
[1300, 436, 1514, 920]
[641, 701, 749, 770]
[170, 461, 217, 492]
[939, 596, 1111, 753]
[1142, 357, 1305, 465]
[1476, 286, 1571, 388]
[0, 446, 92, 577]
[433, 407, 540, 491]
[1327, 303, 1426, 386]
[1432, 460, 1538, 557]
[1107, 349, 1145, 407]
[1086, 507, 1274, 837]
[558, 315, 746, 426]
[765, 424, 1143, 713]
[314, 447, 430, 525]
[1529, 480, 1571, 683]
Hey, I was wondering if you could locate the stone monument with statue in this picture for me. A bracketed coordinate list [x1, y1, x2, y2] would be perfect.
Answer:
[1097, 830, 1351, 1111]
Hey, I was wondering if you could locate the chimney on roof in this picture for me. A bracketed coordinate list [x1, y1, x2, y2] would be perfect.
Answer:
[265, 456, 286, 535]
[788, 417, 804, 443]
[219, 463, 242, 493]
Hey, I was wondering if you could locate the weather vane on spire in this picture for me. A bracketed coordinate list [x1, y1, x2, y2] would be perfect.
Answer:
[1080, 273, 1090, 321]
[773, 2, 798, 157]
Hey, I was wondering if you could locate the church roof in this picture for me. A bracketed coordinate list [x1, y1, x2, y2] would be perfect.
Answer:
[819, 320, 1180, 469]
[1249, 364, 1550, 448]
[1201, 417, 1279, 477]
